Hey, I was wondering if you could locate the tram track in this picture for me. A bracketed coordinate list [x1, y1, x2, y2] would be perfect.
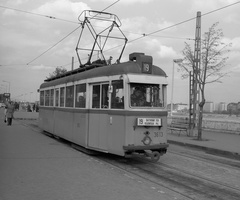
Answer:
[96, 155, 197, 200]
[159, 161, 240, 194]
[96, 154, 240, 200]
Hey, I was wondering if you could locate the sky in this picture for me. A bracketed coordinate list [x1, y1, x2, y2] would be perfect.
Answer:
[0, 0, 240, 104]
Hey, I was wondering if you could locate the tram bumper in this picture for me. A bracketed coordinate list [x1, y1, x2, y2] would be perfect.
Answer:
[123, 143, 169, 161]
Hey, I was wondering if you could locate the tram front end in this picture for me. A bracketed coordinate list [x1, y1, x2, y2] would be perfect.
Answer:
[123, 113, 169, 162]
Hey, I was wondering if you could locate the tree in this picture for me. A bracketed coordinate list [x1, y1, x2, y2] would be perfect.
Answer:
[179, 22, 231, 140]
[46, 66, 67, 79]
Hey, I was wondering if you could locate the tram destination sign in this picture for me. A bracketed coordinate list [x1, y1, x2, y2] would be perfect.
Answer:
[137, 118, 162, 126]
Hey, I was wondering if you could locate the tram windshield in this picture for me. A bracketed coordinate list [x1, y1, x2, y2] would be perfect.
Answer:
[130, 83, 165, 108]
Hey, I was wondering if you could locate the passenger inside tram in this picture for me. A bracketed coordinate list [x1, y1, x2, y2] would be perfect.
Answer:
[131, 87, 146, 106]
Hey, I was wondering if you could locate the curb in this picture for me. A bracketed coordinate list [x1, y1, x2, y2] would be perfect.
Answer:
[168, 140, 240, 160]
[14, 118, 38, 120]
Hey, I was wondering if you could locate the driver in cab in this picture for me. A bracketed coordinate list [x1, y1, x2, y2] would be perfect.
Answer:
[131, 87, 146, 107]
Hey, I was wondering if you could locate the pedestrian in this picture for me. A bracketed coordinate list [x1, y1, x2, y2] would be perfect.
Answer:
[32, 103, 36, 112]
[6, 101, 15, 126]
[4, 104, 7, 123]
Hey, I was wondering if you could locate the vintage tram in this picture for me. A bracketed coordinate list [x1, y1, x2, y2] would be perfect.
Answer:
[39, 52, 169, 161]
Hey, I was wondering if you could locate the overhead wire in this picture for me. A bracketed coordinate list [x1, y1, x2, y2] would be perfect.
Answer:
[33, 0, 240, 68]
[27, 26, 81, 65]
[1, 0, 240, 67]
[0, 5, 79, 24]
[0, 0, 195, 67]
[102, 0, 240, 53]
[26, 0, 120, 65]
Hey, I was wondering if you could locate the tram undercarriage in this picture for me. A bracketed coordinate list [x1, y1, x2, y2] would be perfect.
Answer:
[123, 144, 169, 162]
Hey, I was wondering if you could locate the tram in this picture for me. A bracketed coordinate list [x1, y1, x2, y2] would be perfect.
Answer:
[39, 52, 168, 161]
[38, 11, 169, 161]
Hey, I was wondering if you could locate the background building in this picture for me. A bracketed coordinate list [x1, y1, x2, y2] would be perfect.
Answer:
[217, 102, 227, 112]
[203, 101, 214, 113]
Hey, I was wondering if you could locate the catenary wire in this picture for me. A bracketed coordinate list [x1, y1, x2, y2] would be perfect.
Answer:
[0, 5, 79, 24]
[33, 0, 240, 67]
[102, 1, 240, 54]
[1, 0, 240, 67]
[26, 0, 120, 65]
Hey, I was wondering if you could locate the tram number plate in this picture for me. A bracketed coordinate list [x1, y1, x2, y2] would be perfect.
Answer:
[137, 118, 162, 126]
[154, 132, 163, 137]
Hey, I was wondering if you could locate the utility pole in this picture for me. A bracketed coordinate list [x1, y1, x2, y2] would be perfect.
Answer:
[189, 11, 201, 136]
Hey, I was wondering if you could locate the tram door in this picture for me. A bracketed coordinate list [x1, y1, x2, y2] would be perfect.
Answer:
[88, 83, 109, 150]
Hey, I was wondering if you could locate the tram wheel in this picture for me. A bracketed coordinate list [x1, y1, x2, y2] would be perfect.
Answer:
[150, 151, 160, 162]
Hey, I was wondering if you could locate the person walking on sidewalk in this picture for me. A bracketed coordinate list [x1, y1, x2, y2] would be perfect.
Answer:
[4, 103, 7, 123]
[6, 101, 15, 126]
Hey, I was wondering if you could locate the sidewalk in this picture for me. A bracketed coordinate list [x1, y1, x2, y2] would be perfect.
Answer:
[167, 129, 240, 160]
[13, 110, 39, 120]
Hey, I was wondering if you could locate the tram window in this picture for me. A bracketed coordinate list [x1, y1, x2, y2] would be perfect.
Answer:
[40, 91, 44, 106]
[92, 85, 100, 108]
[60, 87, 65, 107]
[45, 90, 50, 106]
[50, 89, 54, 106]
[130, 83, 164, 107]
[55, 89, 59, 107]
[75, 84, 86, 108]
[66, 85, 74, 107]
[101, 84, 109, 108]
[111, 80, 124, 109]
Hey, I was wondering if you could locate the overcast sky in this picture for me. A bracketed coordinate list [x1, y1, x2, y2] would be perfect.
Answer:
[0, 0, 240, 104]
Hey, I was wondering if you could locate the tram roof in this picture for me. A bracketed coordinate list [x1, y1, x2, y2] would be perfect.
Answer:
[40, 61, 167, 89]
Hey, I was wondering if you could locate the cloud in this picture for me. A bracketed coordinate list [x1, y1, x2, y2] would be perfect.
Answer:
[89, 0, 154, 5]
[30, 64, 55, 70]
[157, 45, 177, 59]
[190, 0, 238, 11]
[33, 0, 90, 20]
[230, 37, 240, 50]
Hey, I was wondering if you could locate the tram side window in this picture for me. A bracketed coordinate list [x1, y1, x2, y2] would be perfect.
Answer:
[60, 87, 65, 107]
[55, 88, 59, 107]
[111, 80, 124, 109]
[101, 84, 109, 108]
[50, 89, 54, 106]
[92, 84, 109, 109]
[40, 91, 44, 106]
[45, 90, 50, 106]
[75, 84, 86, 108]
[92, 85, 100, 108]
[66, 86, 74, 107]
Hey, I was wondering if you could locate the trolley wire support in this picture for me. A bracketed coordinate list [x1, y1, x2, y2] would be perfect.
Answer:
[75, 10, 128, 68]
[189, 11, 201, 136]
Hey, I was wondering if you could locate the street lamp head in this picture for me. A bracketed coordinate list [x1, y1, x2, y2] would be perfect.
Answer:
[173, 59, 183, 63]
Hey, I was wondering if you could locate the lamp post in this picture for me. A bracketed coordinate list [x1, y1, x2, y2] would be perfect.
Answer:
[2, 80, 10, 93]
[171, 59, 183, 116]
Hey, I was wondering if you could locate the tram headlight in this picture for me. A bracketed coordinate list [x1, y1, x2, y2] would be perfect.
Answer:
[142, 135, 152, 145]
